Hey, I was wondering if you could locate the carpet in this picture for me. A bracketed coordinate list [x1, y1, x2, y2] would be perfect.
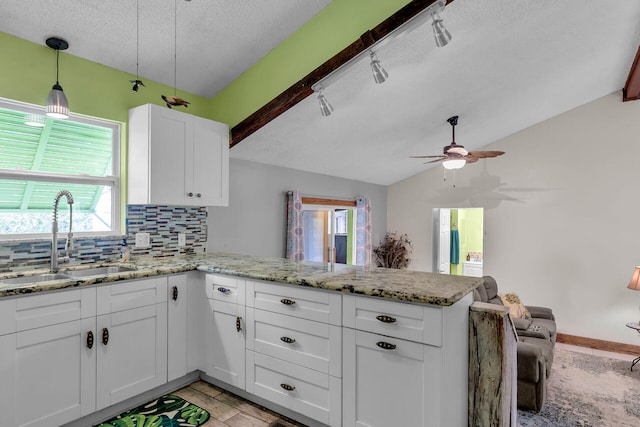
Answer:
[97, 394, 210, 427]
[517, 347, 640, 427]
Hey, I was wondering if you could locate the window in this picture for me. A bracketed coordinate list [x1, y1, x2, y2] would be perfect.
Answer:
[0, 99, 120, 238]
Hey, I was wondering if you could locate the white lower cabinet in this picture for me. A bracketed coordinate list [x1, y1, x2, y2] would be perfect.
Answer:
[0, 277, 168, 427]
[205, 299, 246, 387]
[342, 328, 442, 427]
[205, 274, 246, 388]
[96, 302, 167, 410]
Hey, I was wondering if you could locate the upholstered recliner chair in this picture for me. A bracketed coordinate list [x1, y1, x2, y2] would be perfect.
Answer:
[474, 276, 556, 412]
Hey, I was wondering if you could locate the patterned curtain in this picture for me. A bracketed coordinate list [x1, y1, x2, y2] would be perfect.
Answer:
[355, 196, 372, 266]
[285, 190, 304, 260]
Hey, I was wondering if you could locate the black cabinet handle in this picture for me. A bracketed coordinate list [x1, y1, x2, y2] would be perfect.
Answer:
[102, 328, 109, 346]
[280, 298, 295, 306]
[187, 192, 194, 197]
[196, 193, 202, 198]
[87, 331, 94, 349]
[236, 316, 242, 333]
[217, 287, 230, 294]
[172, 285, 179, 301]
[376, 341, 396, 350]
[280, 336, 296, 344]
[280, 383, 296, 391]
[376, 315, 397, 323]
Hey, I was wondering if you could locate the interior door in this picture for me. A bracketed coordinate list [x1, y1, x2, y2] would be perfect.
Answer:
[435, 208, 450, 274]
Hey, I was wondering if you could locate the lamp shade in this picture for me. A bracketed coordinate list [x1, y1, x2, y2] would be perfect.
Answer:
[46, 84, 69, 119]
[628, 266, 640, 290]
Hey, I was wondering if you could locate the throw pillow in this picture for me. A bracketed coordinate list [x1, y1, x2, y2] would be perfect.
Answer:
[499, 292, 531, 319]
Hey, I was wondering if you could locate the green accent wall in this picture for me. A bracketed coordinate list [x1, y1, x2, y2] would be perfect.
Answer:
[209, 0, 413, 127]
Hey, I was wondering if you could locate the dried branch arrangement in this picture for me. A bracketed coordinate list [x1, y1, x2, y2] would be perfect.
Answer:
[373, 232, 413, 269]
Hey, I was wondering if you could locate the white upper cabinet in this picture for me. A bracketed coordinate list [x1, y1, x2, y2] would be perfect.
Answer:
[128, 104, 229, 206]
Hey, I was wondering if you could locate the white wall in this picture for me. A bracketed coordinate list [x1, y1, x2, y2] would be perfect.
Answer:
[388, 92, 640, 345]
[207, 158, 387, 259]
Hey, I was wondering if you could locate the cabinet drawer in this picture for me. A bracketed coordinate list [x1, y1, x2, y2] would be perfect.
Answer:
[15, 288, 96, 332]
[247, 308, 341, 377]
[97, 277, 167, 315]
[205, 274, 244, 305]
[246, 351, 341, 427]
[343, 294, 442, 346]
[246, 281, 341, 325]
[0, 298, 16, 335]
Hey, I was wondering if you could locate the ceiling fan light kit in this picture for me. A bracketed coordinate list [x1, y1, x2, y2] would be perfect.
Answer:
[411, 115, 505, 174]
[45, 36, 70, 119]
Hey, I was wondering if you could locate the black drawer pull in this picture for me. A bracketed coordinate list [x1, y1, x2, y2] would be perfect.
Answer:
[102, 328, 109, 346]
[217, 287, 231, 294]
[236, 316, 242, 333]
[172, 285, 179, 301]
[280, 336, 296, 344]
[280, 383, 296, 392]
[376, 315, 397, 323]
[280, 298, 296, 306]
[376, 341, 396, 350]
[87, 331, 94, 349]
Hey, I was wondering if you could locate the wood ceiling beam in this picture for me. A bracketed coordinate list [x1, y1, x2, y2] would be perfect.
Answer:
[230, 0, 455, 148]
[623, 46, 640, 101]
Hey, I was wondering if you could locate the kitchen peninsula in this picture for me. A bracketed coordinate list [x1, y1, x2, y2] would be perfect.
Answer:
[0, 253, 481, 427]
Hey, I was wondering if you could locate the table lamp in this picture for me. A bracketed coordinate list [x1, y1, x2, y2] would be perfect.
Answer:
[628, 266, 640, 322]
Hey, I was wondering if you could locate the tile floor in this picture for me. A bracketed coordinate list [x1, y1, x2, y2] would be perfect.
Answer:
[173, 381, 306, 427]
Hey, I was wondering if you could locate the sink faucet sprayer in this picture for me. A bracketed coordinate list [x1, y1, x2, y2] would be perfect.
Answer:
[51, 190, 74, 272]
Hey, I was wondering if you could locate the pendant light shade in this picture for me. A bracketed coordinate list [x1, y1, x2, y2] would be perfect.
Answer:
[45, 37, 70, 119]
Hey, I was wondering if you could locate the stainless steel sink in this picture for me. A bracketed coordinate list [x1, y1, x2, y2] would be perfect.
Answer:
[65, 265, 136, 278]
[0, 273, 72, 285]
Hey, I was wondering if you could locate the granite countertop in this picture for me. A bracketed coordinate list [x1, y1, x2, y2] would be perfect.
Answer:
[0, 252, 482, 306]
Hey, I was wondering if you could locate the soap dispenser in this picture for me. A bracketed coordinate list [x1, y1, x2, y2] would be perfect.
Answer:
[120, 238, 130, 262]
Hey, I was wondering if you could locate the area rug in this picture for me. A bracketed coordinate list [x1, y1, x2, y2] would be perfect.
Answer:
[517, 347, 640, 426]
[97, 394, 209, 427]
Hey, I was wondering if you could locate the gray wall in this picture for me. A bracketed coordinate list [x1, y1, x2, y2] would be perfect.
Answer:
[207, 159, 387, 259]
[388, 92, 640, 345]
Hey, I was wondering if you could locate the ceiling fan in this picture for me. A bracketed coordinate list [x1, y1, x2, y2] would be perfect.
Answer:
[412, 116, 505, 170]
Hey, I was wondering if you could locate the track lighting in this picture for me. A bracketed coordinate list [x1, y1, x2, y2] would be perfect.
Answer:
[315, 86, 334, 117]
[45, 37, 70, 119]
[369, 51, 388, 84]
[431, 12, 452, 47]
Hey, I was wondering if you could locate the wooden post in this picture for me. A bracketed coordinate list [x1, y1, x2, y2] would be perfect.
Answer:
[468, 302, 518, 427]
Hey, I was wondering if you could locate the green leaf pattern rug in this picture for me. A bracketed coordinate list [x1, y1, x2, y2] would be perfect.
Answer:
[97, 394, 210, 427]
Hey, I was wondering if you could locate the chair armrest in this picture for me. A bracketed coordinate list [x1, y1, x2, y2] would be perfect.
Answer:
[526, 305, 555, 321]
[517, 341, 545, 382]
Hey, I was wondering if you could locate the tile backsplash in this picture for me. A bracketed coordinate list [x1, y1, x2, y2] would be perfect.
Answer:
[0, 205, 207, 271]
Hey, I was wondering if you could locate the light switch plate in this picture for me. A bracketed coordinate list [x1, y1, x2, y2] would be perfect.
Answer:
[178, 233, 186, 247]
[135, 232, 150, 248]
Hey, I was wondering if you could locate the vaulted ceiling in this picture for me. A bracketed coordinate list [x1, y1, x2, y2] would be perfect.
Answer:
[3, 0, 640, 185]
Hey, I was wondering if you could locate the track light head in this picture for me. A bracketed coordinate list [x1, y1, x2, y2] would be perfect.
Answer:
[369, 51, 388, 84]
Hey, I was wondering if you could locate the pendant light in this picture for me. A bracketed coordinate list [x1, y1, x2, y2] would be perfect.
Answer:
[130, 0, 145, 92]
[45, 37, 70, 119]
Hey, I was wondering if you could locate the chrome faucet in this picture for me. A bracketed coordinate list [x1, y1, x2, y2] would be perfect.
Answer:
[51, 190, 74, 272]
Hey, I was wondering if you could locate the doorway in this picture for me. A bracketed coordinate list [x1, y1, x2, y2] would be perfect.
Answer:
[302, 207, 356, 264]
[432, 208, 484, 276]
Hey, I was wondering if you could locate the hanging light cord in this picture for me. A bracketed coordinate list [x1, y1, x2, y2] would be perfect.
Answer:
[136, 0, 139, 79]
[174, 0, 177, 96]
[55, 48, 60, 84]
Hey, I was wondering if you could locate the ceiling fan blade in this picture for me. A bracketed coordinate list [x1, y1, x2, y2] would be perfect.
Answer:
[467, 150, 505, 159]
[410, 155, 447, 159]
[424, 158, 447, 164]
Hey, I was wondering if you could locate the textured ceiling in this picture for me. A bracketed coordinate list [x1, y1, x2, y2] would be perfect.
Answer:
[0, 0, 331, 98]
[232, 0, 640, 185]
[3, 0, 640, 186]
